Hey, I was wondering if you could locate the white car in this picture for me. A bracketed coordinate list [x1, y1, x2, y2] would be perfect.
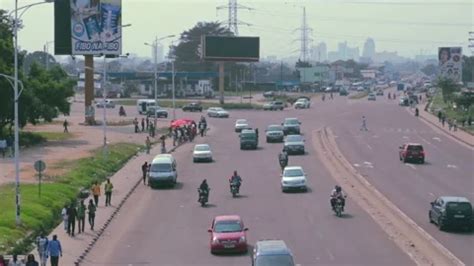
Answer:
[281, 166, 307, 192]
[235, 119, 250, 132]
[294, 99, 310, 109]
[95, 99, 116, 108]
[193, 144, 212, 162]
[207, 107, 229, 118]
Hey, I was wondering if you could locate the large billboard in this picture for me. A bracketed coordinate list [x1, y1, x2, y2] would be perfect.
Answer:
[62, 0, 122, 55]
[438, 47, 462, 82]
[201, 36, 259, 62]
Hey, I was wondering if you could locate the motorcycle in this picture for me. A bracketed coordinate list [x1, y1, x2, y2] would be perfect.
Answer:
[230, 182, 240, 197]
[198, 188, 209, 207]
[279, 158, 288, 172]
[119, 106, 127, 117]
[415, 108, 419, 117]
[333, 197, 345, 217]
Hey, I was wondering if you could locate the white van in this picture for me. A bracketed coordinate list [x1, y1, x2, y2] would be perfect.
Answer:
[148, 154, 177, 187]
[137, 99, 156, 115]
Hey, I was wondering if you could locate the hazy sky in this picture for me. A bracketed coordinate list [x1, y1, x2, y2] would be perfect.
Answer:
[1, 0, 473, 59]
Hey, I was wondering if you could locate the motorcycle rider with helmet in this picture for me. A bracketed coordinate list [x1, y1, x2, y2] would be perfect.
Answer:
[229, 171, 242, 193]
[279, 148, 289, 171]
[330, 185, 346, 211]
[198, 179, 210, 202]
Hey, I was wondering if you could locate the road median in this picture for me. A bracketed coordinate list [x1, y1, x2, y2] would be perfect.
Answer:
[312, 127, 464, 266]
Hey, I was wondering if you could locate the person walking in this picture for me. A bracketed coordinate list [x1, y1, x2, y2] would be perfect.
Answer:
[133, 118, 139, 133]
[46, 235, 62, 266]
[453, 119, 457, 132]
[25, 254, 39, 266]
[67, 203, 77, 237]
[87, 199, 96, 230]
[360, 116, 368, 131]
[468, 116, 472, 126]
[438, 111, 442, 122]
[448, 119, 452, 131]
[36, 234, 48, 266]
[61, 204, 68, 231]
[149, 123, 155, 138]
[63, 119, 69, 133]
[141, 118, 145, 132]
[145, 117, 150, 131]
[7, 254, 21, 266]
[160, 135, 166, 153]
[0, 138, 6, 158]
[0, 255, 6, 266]
[104, 179, 114, 207]
[77, 200, 86, 234]
[91, 181, 101, 206]
[145, 136, 151, 154]
[441, 115, 446, 127]
[172, 129, 178, 146]
[142, 162, 149, 185]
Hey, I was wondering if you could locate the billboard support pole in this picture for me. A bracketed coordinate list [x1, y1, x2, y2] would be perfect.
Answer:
[84, 55, 95, 124]
[219, 62, 225, 104]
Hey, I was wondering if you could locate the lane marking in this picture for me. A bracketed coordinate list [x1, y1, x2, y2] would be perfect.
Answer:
[403, 136, 409, 139]
[447, 164, 458, 169]
[373, 135, 379, 138]
[353, 163, 360, 167]
[429, 192, 435, 197]
[363, 161, 374, 168]
[406, 164, 417, 170]
[432, 137, 441, 142]
[326, 248, 335, 261]
[367, 144, 373, 150]
[420, 138, 432, 145]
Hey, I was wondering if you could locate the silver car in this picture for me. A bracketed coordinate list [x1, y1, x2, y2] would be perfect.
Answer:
[265, 125, 284, 143]
[235, 119, 250, 132]
[284, 134, 305, 155]
[281, 166, 307, 192]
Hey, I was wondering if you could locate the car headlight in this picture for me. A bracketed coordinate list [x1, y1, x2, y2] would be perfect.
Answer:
[239, 236, 246, 243]
[212, 237, 219, 244]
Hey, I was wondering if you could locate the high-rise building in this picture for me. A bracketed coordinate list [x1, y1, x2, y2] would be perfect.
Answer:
[312, 42, 327, 62]
[362, 38, 376, 59]
[152, 43, 164, 63]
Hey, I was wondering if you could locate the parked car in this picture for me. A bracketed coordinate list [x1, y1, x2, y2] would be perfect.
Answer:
[283, 134, 305, 155]
[95, 99, 116, 108]
[207, 107, 229, 118]
[367, 93, 376, 101]
[399, 97, 409, 106]
[208, 215, 248, 254]
[240, 129, 258, 150]
[282, 118, 301, 135]
[376, 90, 384, 96]
[235, 119, 250, 132]
[193, 144, 213, 162]
[263, 91, 275, 98]
[281, 166, 307, 192]
[265, 125, 284, 143]
[429, 196, 473, 231]
[252, 240, 295, 266]
[339, 89, 349, 96]
[294, 99, 310, 109]
[182, 102, 202, 112]
[399, 143, 425, 163]
[146, 106, 168, 118]
[263, 101, 285, 111]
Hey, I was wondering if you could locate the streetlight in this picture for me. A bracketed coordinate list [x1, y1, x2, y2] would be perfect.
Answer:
[10, 0, 55, 225]
[43, 41, 54, 70]
[145, 34, 175, 125]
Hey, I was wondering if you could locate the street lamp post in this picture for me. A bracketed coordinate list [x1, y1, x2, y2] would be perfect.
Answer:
[172, 59, 176, 120]
[43, 41, 54, 70]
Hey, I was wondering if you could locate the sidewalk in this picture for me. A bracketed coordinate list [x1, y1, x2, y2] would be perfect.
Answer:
[30, 141, 185, 266]
[412, 103, 473, 148]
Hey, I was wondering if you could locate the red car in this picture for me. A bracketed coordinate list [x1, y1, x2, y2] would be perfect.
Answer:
[399, 143, 425, 163]
[208, 215, 248, 254]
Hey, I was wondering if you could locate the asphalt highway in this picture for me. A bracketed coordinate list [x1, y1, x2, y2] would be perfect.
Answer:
[86, 105, 413, 266]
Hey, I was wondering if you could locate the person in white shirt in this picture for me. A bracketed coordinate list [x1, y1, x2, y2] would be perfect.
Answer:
[61, 204, 68, 231]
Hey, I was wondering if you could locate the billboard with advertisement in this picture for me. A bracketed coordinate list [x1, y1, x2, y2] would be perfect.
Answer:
[70, 0, 122, 55]
[438, 47, 462, 82]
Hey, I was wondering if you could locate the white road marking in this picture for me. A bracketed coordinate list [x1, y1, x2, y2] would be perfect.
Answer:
[432, 137, 441, 142]
[326, 248, 335, 260]
[363, 161, 374, 168]
[367, 144, 373, 150]
[420, 138, 431, 145]
[397, 128, 402, 132]
[372, 135, 379, 138]
[402, 136, 409, 139]
[353, 163, 360, 167]
[447, 164, 458, 169]
[406, 164, 417, 170]
[429, 192, 435, 197]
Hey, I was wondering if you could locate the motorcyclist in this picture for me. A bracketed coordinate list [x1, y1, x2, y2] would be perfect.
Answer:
[279, 148, 288, 170]
[119, 106, 126, 116]
[415, 107, 419, 117]
[229, 171, 242, 192]
[198, 179, 210, 202]
[388, 92, 391, 100]
[330, 185, 346, 211]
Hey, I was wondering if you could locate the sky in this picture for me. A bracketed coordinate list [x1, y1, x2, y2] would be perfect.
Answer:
[1, 0, 473, 60]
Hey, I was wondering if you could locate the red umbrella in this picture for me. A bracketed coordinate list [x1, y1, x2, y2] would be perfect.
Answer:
[171, 119, 194, 128]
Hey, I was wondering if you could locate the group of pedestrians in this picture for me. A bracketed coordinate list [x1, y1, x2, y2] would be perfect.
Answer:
[0, 136, 13, 158]
[437, 111, 472, 132]
[0, 235, 63, 266]
[170, 117, 207, 147]
[133, 117, 156, 137]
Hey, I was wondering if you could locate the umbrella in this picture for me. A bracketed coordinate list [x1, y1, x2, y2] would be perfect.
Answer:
[171, 119, 194, 128]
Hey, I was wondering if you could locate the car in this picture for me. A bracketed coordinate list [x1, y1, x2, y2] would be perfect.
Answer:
[294, 99, 310, 109]
[284, 134, 305, 155]
[263, 101, 285, 111]
[208, 215, 248, 254]
[148, 154, 177, 187]
[207, 107, 229, 118]
[399, 97, 409, 106]
[367, 93, 376, 101]
[263, 91, 275, 98]
[357, 86, 365, 91]
[182, 102, 202, 112]
[95, 99, 115, 108]
[146, 106, 168, 118]
[193, 144, 212, 162]
[252, 240, 295, 266]
[399, 143, 425, 163]
[376, 90, 384, 96]
[339, 89, 349, 96]
[240, 129, 258, 150]
[281, 166, 307, 192]
[235, 119, 250, 132]
[265, 125, 284, 143]
[429, 196, 473, 231]
[282, 118, 301, 135]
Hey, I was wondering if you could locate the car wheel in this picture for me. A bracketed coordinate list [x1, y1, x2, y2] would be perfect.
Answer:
[266, 137, 270, 143]
[438, 218, 446, 231]
[420, 158, 425, 164]
[193, 158, 197, 163]
[403, 157, 408, 163]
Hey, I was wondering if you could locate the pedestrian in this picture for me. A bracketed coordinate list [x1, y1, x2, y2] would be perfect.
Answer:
[36, 234, 48, 266]
[7, 254, 21, 266]
[441, 115, 446, 127]
[91, 181, 101, 206]
[468, 116, 472, 126]
[461, 118, 466, 127]
[77, 200, 86, 234]
[361, 116, 368, 131]
[63, 119, 69, 133]
[0, 255, 6, 266]
[419, 95, 422, 102]
[160, 135, 166, 153]
[146, 136, 151, 154]
[142, 162, 148, 185]
[46, 235, 62, 266]
[25, 254, 39, 266]
[133, 118, 139, 133]
[453, 119, 457, 132]
[438, 111, 442, 122]
[255, 128, 259, 141]
[87, 199, 96, 230]
[149, 123, 155, 138]
[105, 179, 113, 207]
[6, 135, 12, 157]
[448, 119, 452, 131]
[0, 138, 6, 158]
[172, 129, 177, 146]
[67, 202, 77, 237]
[141, 118, 145, 132]
[61, 204, 68, 231]
[145, 117, 150, 131]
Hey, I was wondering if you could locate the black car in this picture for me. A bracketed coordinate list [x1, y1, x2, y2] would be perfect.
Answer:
[429, 196, 473, 231]
[263, 91, 275, 98]
[339, 89, 349, 96]
[282, 118, 301, 135]
[182, 102, 202, 112]
[146, 107, 168, 118]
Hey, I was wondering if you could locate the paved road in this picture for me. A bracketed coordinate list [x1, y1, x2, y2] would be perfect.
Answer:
[323, 91, 474, 264]
[86, 108, 413, 265]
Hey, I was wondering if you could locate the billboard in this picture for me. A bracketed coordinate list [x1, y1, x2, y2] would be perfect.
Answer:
[68, 0, 122, 55]
[438, 47, 462, 82]
[201, 36, 259, 62]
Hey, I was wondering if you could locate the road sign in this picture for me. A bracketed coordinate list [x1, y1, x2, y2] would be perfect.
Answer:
[34, 160, 46, 172]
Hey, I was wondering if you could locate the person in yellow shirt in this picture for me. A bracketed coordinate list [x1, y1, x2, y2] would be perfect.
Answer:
[104, 179, 114, 207]
[91, 181, 101, 206]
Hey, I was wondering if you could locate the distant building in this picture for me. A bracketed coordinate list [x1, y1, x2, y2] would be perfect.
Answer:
[374, 51, 406, 63]
[311, 42, 327, 62]
[151, 43, 164, 63]
[327, 42, 359, 62]
[362, 38, 376, 60]
[297, 65, 332, 84]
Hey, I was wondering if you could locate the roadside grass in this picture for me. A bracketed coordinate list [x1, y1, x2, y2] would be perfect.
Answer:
[349, 91, 369, 100]
[32, 132, 75, 142]
[429, 91, 474, 134]
[115, 99, 261, 110]
[17, 131, 75, 148]
[0, 143, 142, 254]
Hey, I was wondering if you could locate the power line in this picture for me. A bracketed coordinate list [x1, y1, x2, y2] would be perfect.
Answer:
[216, 0, 252, 35]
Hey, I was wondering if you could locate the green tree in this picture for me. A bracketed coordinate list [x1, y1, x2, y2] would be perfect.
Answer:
[437, 78, 460, 104]
[0, 10, 16, 136]
[23, 51, 57, 74]
[462, 55, 474, 83]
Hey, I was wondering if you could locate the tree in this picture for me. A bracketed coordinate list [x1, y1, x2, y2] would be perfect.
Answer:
[22, 51, 57, 74]
[0, 10, 16, 136]
[421, 64, 437, 76]
[295, 59, 312, 68]
[437, 78, 460, 104]
[462, 56, 474, 83]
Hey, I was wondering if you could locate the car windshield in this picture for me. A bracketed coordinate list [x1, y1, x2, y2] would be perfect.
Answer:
[286, 135, 302, 142]
[214, 221, 242, 233]
[284, 119, 299, 125]
[255, 255, 294, 266]
[215, 108, 224, 111]
[195, 145, 210, 152]
[447, 202, 472, 212]
[284, 169, 304, 177]
[150, 163, 172, 172]
[407, 145, 423, 151]
[241, 133, 256, 140]
[267, 125, 283, 131]
[237, 120, 247, 124]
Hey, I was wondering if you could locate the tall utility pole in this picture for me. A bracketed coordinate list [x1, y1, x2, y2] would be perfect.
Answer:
[293, 6, 312, 62]
[469, 32, 474, 82]
[216, 0, 252, 36]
